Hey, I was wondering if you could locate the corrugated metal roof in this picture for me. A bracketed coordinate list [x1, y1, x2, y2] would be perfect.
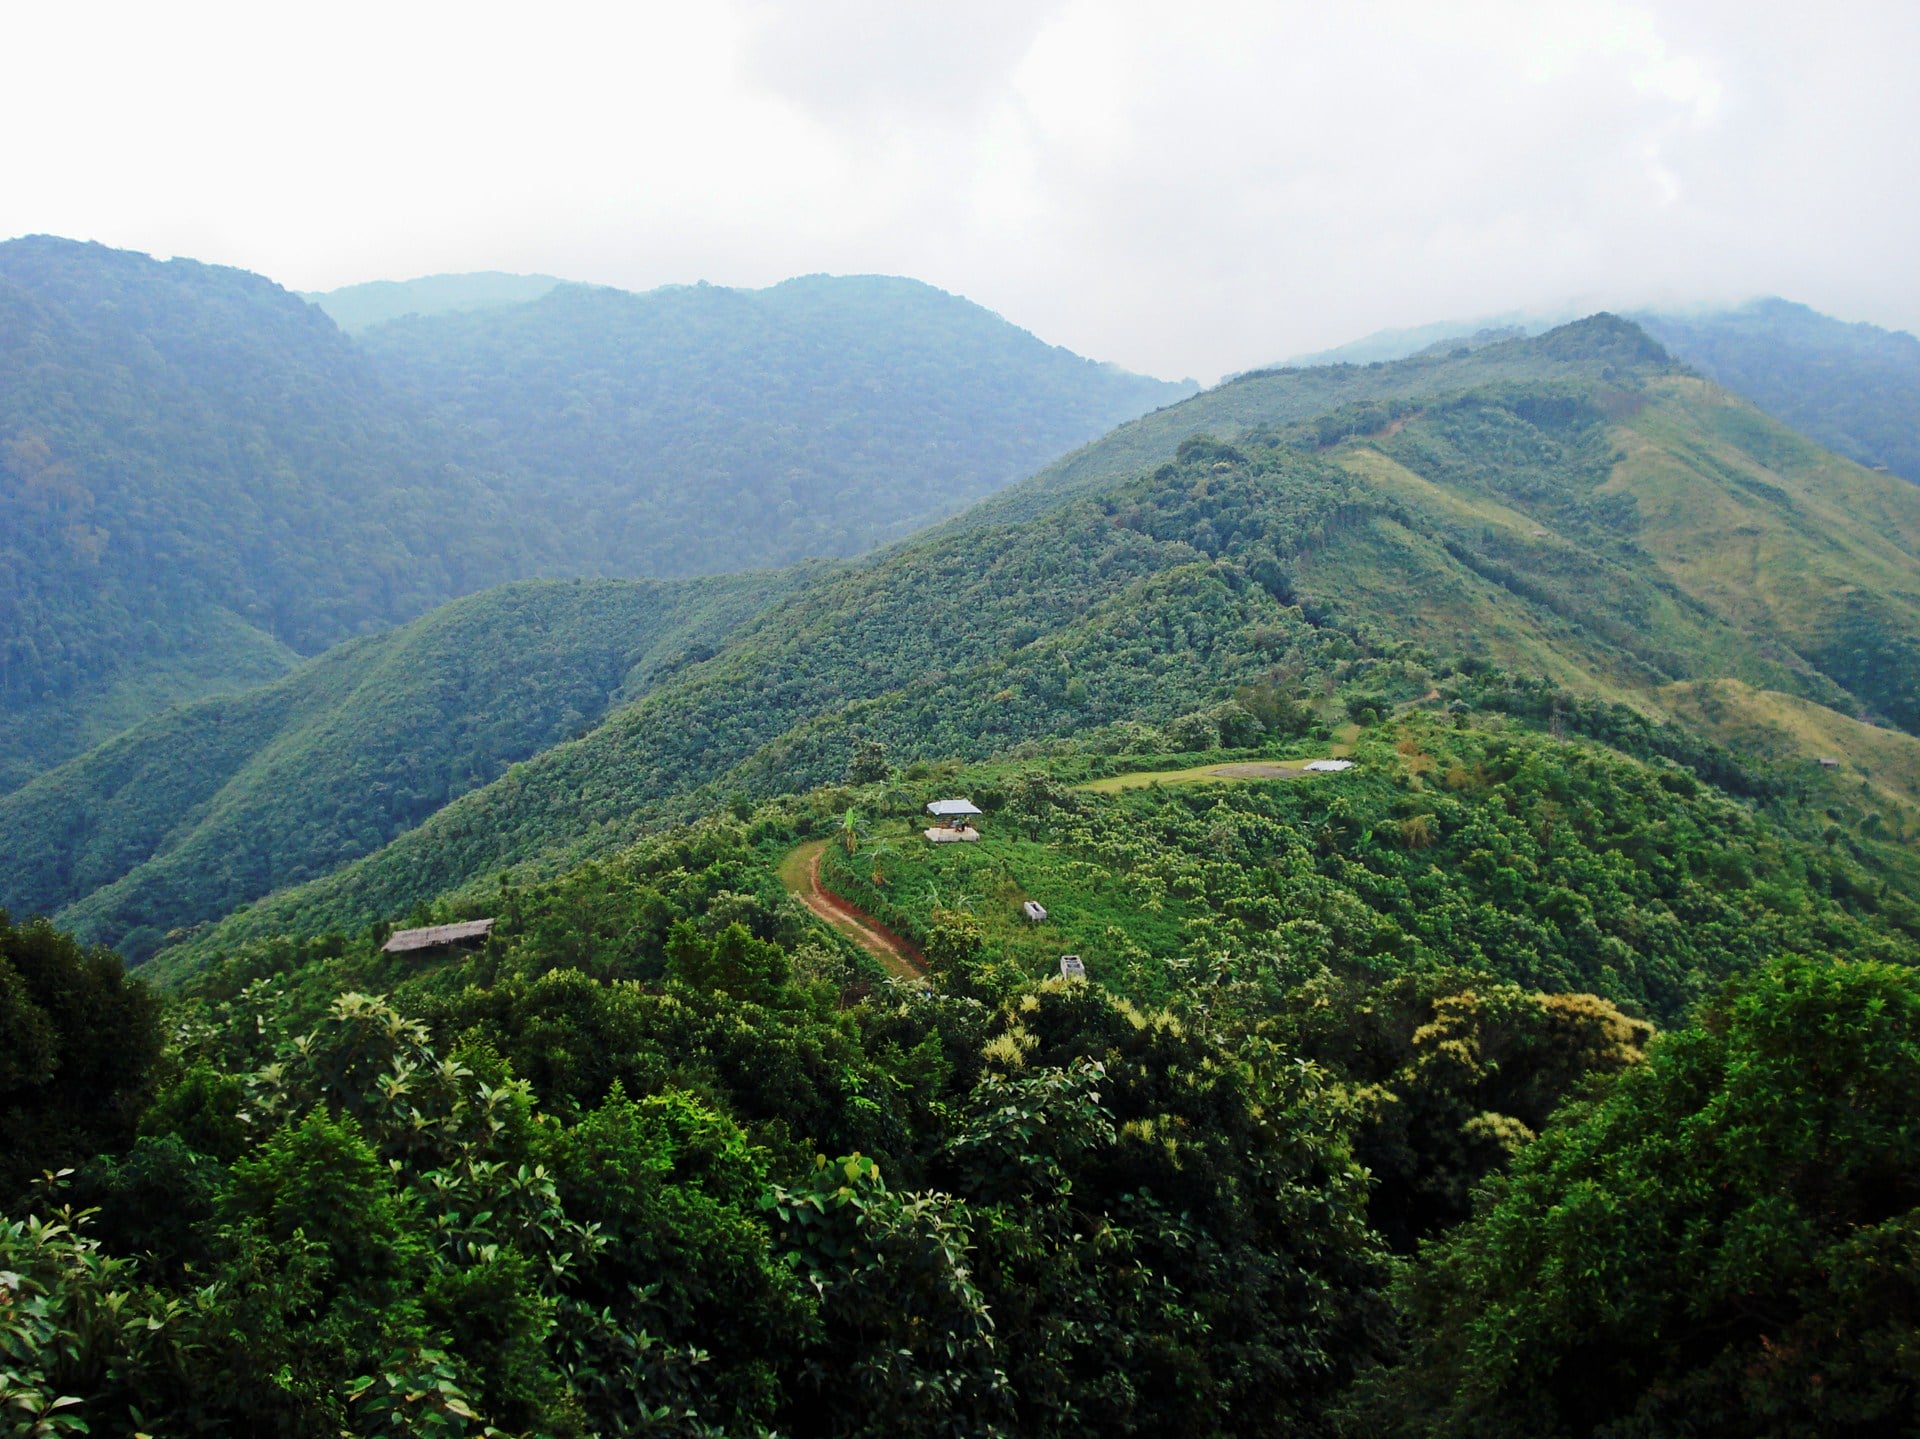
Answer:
[927, 798, 983, 816]
[382, 918, 495, 953]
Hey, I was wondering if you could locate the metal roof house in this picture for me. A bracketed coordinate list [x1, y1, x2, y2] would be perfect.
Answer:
[1302, 759, 1356, 773]
[382, 918, 495, 954]
[925, 798, 983, 844]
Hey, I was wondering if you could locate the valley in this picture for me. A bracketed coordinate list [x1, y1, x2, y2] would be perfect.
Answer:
[6, 256, 1920, 1439]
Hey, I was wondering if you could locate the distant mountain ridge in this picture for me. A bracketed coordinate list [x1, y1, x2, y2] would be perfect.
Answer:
[355, 273, 1196, 577]
[1282, 298, 1920, 483]
[0, 239, 1192, 789]
[0, 236, 538, 791]
[301, 271, 563, 331]
[94, 315, 1920, 979]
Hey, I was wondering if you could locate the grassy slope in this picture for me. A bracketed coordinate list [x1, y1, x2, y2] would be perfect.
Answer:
[1661, 678, 1920, 865]
[1, 572, 802, 961]
[941, 317, 1672, 533]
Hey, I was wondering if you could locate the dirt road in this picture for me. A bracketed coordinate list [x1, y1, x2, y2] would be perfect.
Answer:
[779, 840, 926, 981]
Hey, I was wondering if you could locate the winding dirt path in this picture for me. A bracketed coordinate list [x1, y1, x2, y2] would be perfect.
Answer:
[779, 839, 926, 981]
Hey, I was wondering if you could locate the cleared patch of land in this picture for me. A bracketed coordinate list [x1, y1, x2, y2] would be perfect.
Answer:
[1077, 758, 1323, 793]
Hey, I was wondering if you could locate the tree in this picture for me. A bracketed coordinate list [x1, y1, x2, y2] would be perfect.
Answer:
[0, 913, 161, 1201]
[1349, 954, 1920, 1438]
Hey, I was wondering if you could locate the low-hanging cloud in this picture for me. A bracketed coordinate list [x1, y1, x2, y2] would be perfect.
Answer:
[1, 0, 1913, 380]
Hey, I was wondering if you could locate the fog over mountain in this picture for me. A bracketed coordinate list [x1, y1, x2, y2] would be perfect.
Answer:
[5, 2, 1916, 380]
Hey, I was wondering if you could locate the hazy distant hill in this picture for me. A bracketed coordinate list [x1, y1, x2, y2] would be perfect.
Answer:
[358, 275, 1197, 576]
[0, 237, 539, 791]
[131, 317, 1920, 976]
[0, 570, 806, 962]
[1636, 299, 1920, 483]
[1282, 298, 1920, 484]
[0, 242, 1191, 791]
[301, 270, 562, 331]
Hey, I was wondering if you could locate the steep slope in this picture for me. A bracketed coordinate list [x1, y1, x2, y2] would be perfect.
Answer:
[0, 237, 542, 790]
[301, 271, 562, 330]
[1280, 298, 1920, 485]
[1637, 299, 1920, 484]
[948, 315, 1674, 531]
[0, 571, 803, 961]
[358, 275, 1196, 576]
[138, 323, 1919, 976]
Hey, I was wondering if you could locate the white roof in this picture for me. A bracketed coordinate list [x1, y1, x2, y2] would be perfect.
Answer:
[1302, 759, 1356, 773]
[927, 798, 983, 816]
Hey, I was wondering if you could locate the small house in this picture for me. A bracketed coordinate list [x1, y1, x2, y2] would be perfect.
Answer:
[1059, 954, 1086, 980]
[382, 918, 495, 955]
[1816, 757, 1842, 770]
[924, 798, 983, 844]
[1022, 901, 1048, 923]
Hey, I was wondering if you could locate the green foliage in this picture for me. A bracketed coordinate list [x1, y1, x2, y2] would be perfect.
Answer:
[0, 572, 802, 964]
[1641, 297, 1920, 483]
[0, 237, 534, 789]
[360, 275, 1192, 580]
[1351, 954, 1920, 1437]
[0, 912, 160, 1200]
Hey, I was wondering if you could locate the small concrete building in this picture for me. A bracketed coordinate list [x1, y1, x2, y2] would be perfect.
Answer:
[1022, 901, 1048, 923]
[1059, 954, 1086, 980]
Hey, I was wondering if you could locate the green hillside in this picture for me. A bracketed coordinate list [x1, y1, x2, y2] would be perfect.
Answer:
[948, 314, 1673, 530]
[0, 572, 804, 963]
[1638, 298, 1920, 483]
[15, 712, 1917, 1435]
[1280, 297, 1920, 485]
[300, 270, 563, 331]
[357, 274, 1196, 575]
[0, 237, 541, 790]
[0, 242, 1192, 791]
[133, 318, 1920, 977]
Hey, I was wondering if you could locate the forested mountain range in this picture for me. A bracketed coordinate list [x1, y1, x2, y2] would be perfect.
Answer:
[0, 569, 808, 962]
[0, 237, 536, 790]
[34, 315, 1898, 979]
[300, 271, 563, 331]
[13, 305, 1920, 1437]
[1286, 296, 1920, 484]
[352, 274, 1196, 576]
[0, 240, 1189, 791]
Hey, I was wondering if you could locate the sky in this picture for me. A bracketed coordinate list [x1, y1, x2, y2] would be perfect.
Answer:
[3, 0, 1916, 382]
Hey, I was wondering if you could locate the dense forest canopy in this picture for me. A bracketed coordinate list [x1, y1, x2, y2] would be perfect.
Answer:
[6, 256, 1920, 1435]
[0, 237, 534, 790]
[76, 319, 1913, 981]
[353, 274, 1195, 576]
[0, 240, 1191, 792]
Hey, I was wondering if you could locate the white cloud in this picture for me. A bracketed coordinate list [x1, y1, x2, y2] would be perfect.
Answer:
[0, 0, 1913, 380]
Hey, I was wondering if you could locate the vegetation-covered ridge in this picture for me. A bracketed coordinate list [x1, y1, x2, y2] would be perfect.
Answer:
[124, 324, 1920, 977]
[7, 704, 1920, 1434]
[355, 273, 1195, 576]
[0, 236, 535, 789]
[0, 572, 810, 965]
[0, 240, 1188, 790]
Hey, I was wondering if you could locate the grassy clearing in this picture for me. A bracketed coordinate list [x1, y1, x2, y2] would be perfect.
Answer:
[1075, 758, 1315, 793]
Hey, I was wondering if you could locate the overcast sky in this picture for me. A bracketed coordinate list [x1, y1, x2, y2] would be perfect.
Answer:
[4, 0, 1915, 381]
